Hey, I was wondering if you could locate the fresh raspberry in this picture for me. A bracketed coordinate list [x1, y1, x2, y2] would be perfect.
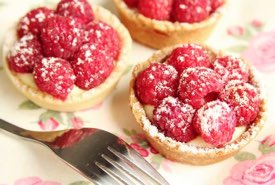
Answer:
[219, 81, 261, 126]
[178, 67, 223, 109]
[33, 57, 76, 100]
[135, 63, 179, 105]
[17, 7, 55, 38]
[40, 15, 84, 59]
[210, 0, 224, 13]
[124, 0, 139, 8]
[138, 0, 173, 20]
[56, 0, 94, 25]
[7, 34, 42, 73]
[172, 0, 211, 23]
[166, 44, 212, 74]
[85, 21, 121, 59]
[153, 96, 196, 142]
[71, 43, 114, 90]
[213, 56, 249, 84]
[193, 100, 236, 147]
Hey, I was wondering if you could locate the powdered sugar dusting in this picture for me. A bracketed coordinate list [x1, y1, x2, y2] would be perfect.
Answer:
[56, 0, 94, 24]
[213, 56, 249, 83]
[194, 100, 236, 147]
[131, 45, 265, 156]
[172, 0, 211, 23]
[17, 7, 54, 37]
[8, 34, 42, 73]
[33, 57, 75, 100]
[152, 96, 196, 142]
[35, 11, 46, 22]
[220, 80, 261, 126]
[10, 34, 34, 57]
[71, 43, 115, 90]
[133, 86, 264, 154]
[40, 15, 84, 59]
[84, 21, 121, 59]
[179, 4, 187, 9]
[178, 67, 223, 109]
[135, 63, 179, 105]
[166, 44, 211, 74]
[197, 102, 225, 135]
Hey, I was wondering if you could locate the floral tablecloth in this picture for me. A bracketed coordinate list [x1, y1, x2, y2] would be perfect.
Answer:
[0, 0, 275, 184]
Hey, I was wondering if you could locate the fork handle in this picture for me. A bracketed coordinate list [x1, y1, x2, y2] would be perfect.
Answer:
[0, 119, 28, 138]
[0, 119, 70, 144]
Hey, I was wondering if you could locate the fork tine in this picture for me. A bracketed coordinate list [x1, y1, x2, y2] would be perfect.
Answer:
[108, 146, 169, 185]
[0, 121, 169, 185]
[95, 161, 131, 185]
[128, 148, 169, 185]
[87, 164, 121, 185]
[88, 178, 101, 185]
[101, 154, 146, 185]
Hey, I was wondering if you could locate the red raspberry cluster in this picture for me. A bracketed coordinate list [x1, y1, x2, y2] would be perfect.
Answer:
[124, 0, 224, 23]
[8, 0, 121, 100]
[135, 44, 261, 147]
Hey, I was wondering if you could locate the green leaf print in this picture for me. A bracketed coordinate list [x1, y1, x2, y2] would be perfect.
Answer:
[66, 112, 75, 126]
[0, 2, 6, 8]
[226, 45, 248, 53]
[150, 155, 163, 169]
[139, 140, 149, 148]
[123, 128, 132, 136]
[131, 129, 137, 135]
[18, 100, 41, 110]
[259, 143, 275, 154]
[39, 110, 63, 124]
[240, 27, 253, 40]
[234, 151, 256, 161]
[68, 181, 90, 185]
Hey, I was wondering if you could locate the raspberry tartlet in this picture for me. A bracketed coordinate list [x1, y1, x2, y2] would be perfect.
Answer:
[113, 0, 225, 49]
[3, 0, 132, 112]
[129, 44, 266, 165]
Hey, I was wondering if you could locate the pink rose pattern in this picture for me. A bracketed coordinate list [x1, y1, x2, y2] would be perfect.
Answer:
[122, 128, 171, 172]
[251, 20, 263, 28]
[227, 19, 275, 72]
[224, 153, 275, 185]
[0, 176, 91, 185]
[261, 135, 275, 147]
[259, 135, 275, 155]
[14, 177, 61, 185]
[38, 115, 85, 131]
[70, 117, 84, 129]
[242, 31, 275, 72]
[38, 118, 59, 131]
[18, 101, 87, 131]
[227, 26, 245, 36]
[225, 21, 275, 183]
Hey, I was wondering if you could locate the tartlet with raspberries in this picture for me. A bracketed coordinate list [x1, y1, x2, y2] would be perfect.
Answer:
[3, 0, 132, 112]
[129, 43, 266, 165]
[113, 0, 225, 49]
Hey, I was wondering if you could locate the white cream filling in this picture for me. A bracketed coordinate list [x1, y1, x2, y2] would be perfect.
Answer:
[144, 104, 246, 148]
[17, 73, 85, 96]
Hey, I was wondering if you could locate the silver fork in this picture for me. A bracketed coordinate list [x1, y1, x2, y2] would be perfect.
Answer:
[0, 119, 170, 185]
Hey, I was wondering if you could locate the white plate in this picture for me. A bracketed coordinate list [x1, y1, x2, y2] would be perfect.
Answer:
[0, 0, 275, 184]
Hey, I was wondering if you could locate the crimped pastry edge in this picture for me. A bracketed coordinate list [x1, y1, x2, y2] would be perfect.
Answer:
[3, 4, 132, 112]
[112, 0, 225, 49]
[129, 44, 267, 165]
